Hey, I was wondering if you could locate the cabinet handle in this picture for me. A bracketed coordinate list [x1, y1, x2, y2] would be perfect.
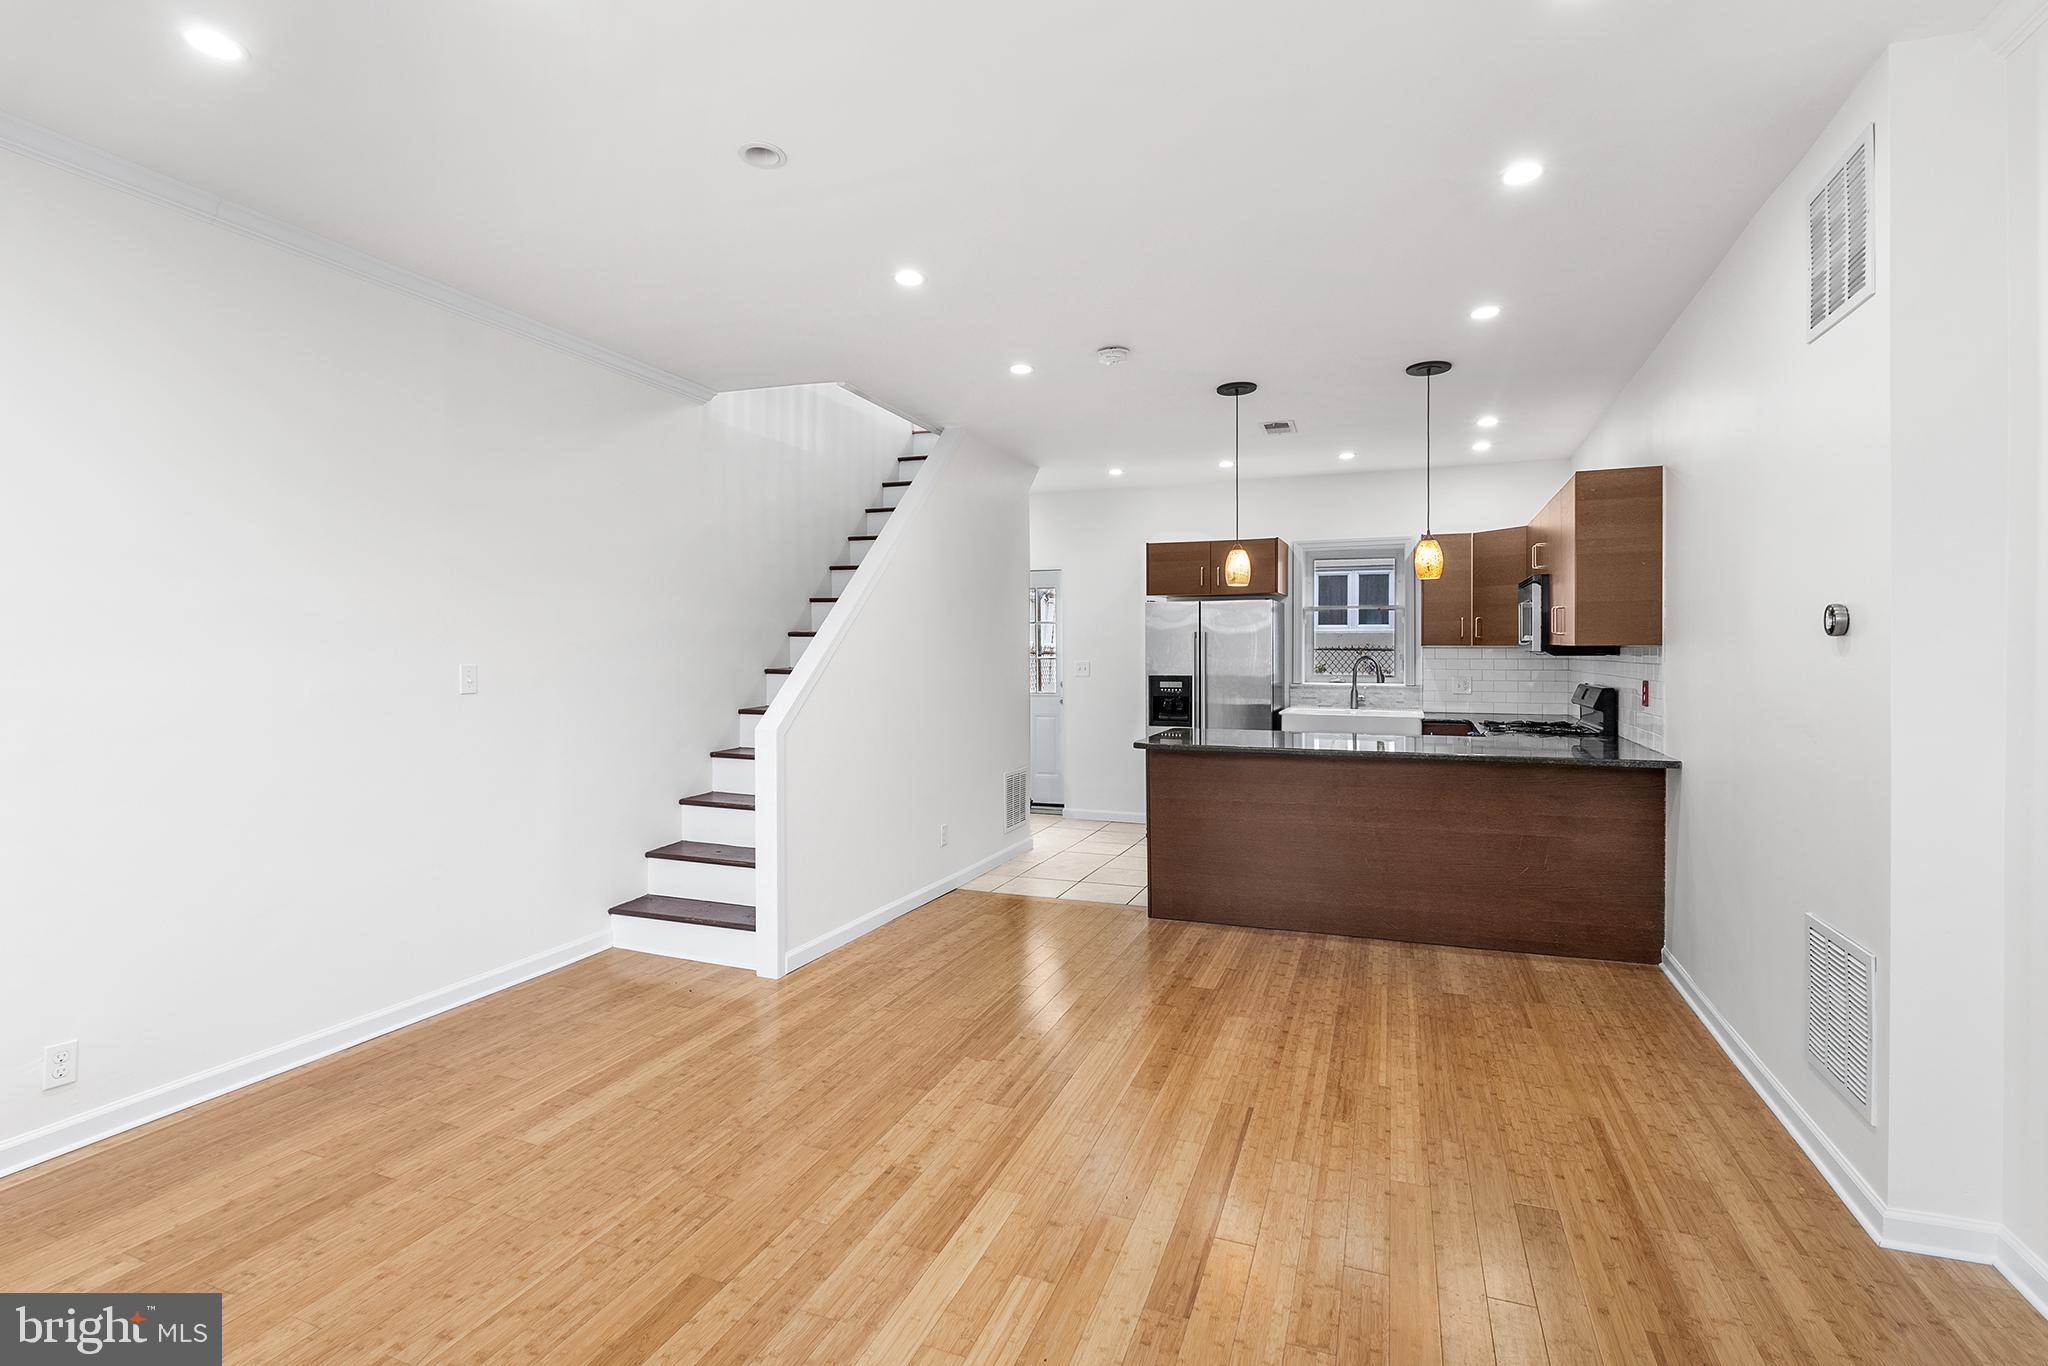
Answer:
[1459, 615, 1467, 641]
[1551, 605, 1567, 636]
[1531, 541, 1549, 571]
[1473, 615, 1482, 641]
[1200, 563, 1205, 588]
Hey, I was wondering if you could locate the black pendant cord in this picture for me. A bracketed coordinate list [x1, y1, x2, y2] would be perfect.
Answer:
[1423, 371, 1433, 536]
[1233, 391, 1242, 540]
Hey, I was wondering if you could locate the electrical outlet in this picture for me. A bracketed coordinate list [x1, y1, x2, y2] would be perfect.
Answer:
[938, 823, 949, 847]
[42, 1040, 77, 1090]
[1074, 661, 1092, 678]
[458, 664, 478, 696]
[1453, 677, 1473, 696]
[1640, 680, 1651, 707]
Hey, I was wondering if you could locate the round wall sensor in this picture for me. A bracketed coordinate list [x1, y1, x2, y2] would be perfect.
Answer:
[1822, 604, 1851, 637]
[1096, 346, 1132, 366]
[738, 143, 787, 170]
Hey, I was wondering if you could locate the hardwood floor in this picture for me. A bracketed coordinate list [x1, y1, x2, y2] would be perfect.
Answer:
[4, 891, 2042, 1363]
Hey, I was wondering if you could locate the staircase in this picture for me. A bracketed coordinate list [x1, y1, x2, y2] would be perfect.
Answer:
[606, 434, 934, 969]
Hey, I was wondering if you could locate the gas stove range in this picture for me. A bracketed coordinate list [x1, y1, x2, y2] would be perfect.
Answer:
[1473, 718, 1605, 738]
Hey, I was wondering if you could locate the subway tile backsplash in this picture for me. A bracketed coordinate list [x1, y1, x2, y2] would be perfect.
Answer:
[1421, 646, 1665, 749]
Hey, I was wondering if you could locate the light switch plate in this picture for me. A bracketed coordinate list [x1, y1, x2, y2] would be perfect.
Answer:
[458, 664, 478, 695]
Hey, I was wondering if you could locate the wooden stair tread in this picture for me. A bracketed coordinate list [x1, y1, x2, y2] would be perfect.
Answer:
[809, 596, 839, 603]
[765, 666, 793, 675]
[848, 534, 878, 542]
[646, 839, 756, 867]
[829, 563, 859, 571]
[709, 747, 754, 760]
[864, 507, 893, 514]
[679, 790, 755, 810]
[898, 455, 928, 462]
[738, 705, 768, 715]
[789, 630, 817, 637]
[607, 895, 755, 932]
[882, 480, 912, 488]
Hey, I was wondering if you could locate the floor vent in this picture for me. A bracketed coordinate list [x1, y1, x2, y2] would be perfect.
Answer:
[1807, 125, 1875, 340]
[1004, 770, 1028, 830]
[1804, 914, 1877, 1123]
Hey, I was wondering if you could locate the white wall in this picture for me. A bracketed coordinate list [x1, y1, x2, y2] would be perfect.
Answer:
[0, 147, 908, 1170]
[764, 428, 1035, 974]
[1029, 460, 1571, 819]
[1573, 53, 1900, 1208]
[2002, 10, 2048, 1297]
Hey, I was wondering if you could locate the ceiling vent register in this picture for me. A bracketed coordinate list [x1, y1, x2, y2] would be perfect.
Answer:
[1262, 421, 1297, 436]
[1807, 125, 1875, 340]
[1804, 914, 1878, 1124]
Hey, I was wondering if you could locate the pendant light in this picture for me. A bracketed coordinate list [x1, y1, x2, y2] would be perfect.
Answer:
[1407, 360, 1452, 580]
[1217, 381, 1257, 586]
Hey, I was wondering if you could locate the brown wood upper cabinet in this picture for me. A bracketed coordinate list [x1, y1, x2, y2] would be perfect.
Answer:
[1419, 528, 1527, 646]
[1145, 538, 1289, 597]
[1529, 467, 1662, 647]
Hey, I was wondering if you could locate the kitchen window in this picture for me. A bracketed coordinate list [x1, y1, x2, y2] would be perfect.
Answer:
[1292, 541, 1410, 686]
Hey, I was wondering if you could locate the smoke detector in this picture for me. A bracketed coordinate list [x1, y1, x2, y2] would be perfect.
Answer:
[1262, 420, 1297, 435]
[1095, 346, 1132, 366]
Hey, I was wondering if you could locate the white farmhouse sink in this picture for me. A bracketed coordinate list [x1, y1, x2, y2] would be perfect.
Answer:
[1279, 705, 1425, 737]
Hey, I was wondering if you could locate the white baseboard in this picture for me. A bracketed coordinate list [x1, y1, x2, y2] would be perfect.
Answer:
[781, 835, 1033, 976]
[1663, 950, 2046, 1322]
[1059, 807, 1146, 824]
[0, 930, 611, 1180]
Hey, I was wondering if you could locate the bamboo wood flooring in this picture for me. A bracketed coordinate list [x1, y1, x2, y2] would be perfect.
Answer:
[4, 891, 2043, 1363]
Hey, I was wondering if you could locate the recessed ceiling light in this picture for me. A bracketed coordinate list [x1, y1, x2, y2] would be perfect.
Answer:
[894, 268, 925, 288]
[1472, 440, 1493, 453]
[182, 25, 247, 61]
[1219, 460, 1234, 469]
[1476, 415, 1500, 429]
[1108, 468, 1124, 476]
[1470, 304, 1502, 321]
[1338, 451, 1356, 461]
[1501, 159, 1545, 187]
[738, 143, 787, 170]
[1009, 362, 1033, 376]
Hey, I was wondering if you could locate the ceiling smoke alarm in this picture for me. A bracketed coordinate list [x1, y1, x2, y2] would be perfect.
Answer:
[1095, 346, 1132, 366]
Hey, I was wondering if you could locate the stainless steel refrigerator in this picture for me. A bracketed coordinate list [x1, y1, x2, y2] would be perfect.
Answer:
[1144, 597, 1287, 732]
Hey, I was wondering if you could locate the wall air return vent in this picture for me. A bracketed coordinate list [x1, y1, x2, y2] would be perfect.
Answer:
[1004, 769, 1028, 830]
[1807, 125, 1875, 341]
[1804, 914, 1878, 1124]
[1262, 421, 1297, 436]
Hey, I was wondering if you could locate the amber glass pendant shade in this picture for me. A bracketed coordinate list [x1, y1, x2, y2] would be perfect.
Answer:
[1414, 535, 1444, 581]
[1222, 542, 1252, 587]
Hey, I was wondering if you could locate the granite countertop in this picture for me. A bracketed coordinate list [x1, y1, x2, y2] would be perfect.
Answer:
[1136, 726, 1680, 770]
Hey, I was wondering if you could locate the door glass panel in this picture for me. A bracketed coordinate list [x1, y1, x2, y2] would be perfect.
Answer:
[1029, 587, 1059, 694]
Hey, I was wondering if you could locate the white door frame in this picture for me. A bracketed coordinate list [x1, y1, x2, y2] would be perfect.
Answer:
[1028, 570, 1064, 806]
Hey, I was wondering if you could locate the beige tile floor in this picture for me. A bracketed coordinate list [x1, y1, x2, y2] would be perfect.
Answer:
[961, 812, 1149, 905]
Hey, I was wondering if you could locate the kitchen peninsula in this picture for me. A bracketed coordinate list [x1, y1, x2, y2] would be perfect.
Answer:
[1135, 725, 1679, 962]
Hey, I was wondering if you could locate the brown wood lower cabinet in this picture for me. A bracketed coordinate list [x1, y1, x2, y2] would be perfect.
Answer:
[1144, 750, 1667, 962]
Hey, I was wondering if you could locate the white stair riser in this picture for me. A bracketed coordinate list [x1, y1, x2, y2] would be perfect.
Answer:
[880, 487, 903, 509]
[612, 916, 758, 971]
[647, 856, 756, 904]
[789, 636, 812, 666]
[711, 756, 755, 793]
[680, 802, 756, 845]
[910, 432, 937, 455]
[830, 568, 855, 594]
[736, 712, 761, 746]
[844, 540, 871, 565]
[809, 601, 834, 630]
[864, 510, 892, 535]
[764, 673, 787, 703]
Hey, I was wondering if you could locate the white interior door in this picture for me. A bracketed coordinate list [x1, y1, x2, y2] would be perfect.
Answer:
[1028, 571, 1064, 806]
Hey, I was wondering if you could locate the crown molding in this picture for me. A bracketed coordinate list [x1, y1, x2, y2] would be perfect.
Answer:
[1979, 0, 2048, 57]
[0, 111, 717, 403]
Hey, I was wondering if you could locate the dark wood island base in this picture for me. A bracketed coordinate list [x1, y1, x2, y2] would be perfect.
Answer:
[1144, 746, 1670, 962]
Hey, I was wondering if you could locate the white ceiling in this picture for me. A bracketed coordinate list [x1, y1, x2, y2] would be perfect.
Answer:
[0, 0, 1990, 490]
